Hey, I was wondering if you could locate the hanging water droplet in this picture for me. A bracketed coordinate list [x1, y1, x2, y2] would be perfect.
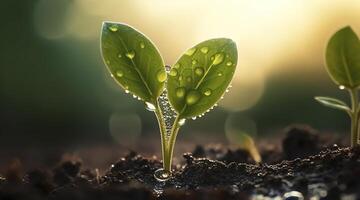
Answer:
[110, 74, 114, 78]
[339, 85, 345, 90]
[154, 168, 171, 182]
[226, 89, 229, 93]
[125, 50, 135, 59]
[176, 87, 186, 98]
[203, 88, 212, 96]
[192, 116, 197, 120]
[213, 53, 224, 65]
[174, 63, 180, 69]
[140, 42, 145, 49]
[145, 102, 156, 111]
[217, 72, 223, 76]
[186, 90, 201, 105]
[125, 90, 129, 93]
[178, 118, 186, 126]
[192, 59, 197, 65]
[108, 25, 118, 32]
[116, 70, 124, 77]
[226, 61, 233, 66]
[157, 70, 167, 83]
[133, 94, 137, 99]
[169, 68, 178, 77]
[185, 47, 196, 56]
[200, 47, 209, 54]
[195, 67, 204, 76]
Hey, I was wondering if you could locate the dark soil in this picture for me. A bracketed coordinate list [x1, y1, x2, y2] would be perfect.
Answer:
[0, 125, 359, 200]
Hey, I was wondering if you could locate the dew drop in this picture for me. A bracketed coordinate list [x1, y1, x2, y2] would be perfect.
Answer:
[210, 56, 214, 61]
[145, 102, 156, 111]
[192, 59, 197, 65]
[169, 68, 178, 77]
[192, 116, 197, 120]
[200, 47, 209, 54]
[178, 118, 186, 126]
[212, 53, 224, 65]
[124, 85, 129, 89]
[108, 25, 118, 32]
[176, 87, 186, 98]
[195, 67, 204, 76]
[125, 90, 130, 93]
[116, 70, 124, 77]
[226, 61, 233, 66]
[154, 168, 171, 182]
[203, 88, 212, 96]
[140, 42, 145, 49]
[185, 47, 197, 56]
[186, 76, 192, 83]
[339, 85, 345, 90]
[186, 90, 201, 105]
[157, 70, 167, 83]
[217, 72, 223, 76]
[125, 50, 135, 59]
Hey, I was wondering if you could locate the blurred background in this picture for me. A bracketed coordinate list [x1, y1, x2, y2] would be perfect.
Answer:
[1, 0, 360, 169]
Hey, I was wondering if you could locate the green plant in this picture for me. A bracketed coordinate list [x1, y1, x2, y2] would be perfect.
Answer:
[315, 26, 360, 147]
[100, 22, 237, 179]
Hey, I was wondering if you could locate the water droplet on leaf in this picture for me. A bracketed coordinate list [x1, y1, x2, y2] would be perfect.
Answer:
[186, 90, 200, 105]
[178, 118, 186, 126]
[185, 47, 197, 56]
[339, 85, 345, 90]
[192, 59, 197, 65]
[157, 70, 167, 83]
[226, 61, 232, 66]
[217, 72, 223, 76]
[108, 25, 118, 32]
[192, 116, 197, 120]
[116, 70, 124, 77]
[203, 88, 212, 96]
[145, 102, 156, 111]
[176, 87, 186, 98]
[169, 68, 178, 76]
[186, 76, 192, 83]
[125, 51, 135, 59]
[195, 67, 204, 76]
[200, 47, 209, 54]
[213, 53, 224, 65]
[140, 42, 145, 48]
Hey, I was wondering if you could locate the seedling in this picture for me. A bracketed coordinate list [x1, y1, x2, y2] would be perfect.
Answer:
[315, 26, 360, 147]
[100, 22, 237, 180]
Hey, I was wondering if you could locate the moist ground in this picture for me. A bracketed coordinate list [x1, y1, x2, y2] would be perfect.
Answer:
[0, 125, 359, 200]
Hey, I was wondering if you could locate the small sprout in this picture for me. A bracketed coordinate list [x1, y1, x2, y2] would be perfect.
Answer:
[315, 26, 360, 146]
[101, 22, 238, 179]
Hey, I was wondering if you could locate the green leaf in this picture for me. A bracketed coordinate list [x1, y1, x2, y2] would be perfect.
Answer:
[101, 22, 166, 104]
[325, 26, 360, 88]
[314, 96, 351, 113]
[167, 38, 237, 118]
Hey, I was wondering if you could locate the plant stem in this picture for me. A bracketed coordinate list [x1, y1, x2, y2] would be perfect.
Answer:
[349, 88, 359, 147]
[154, 102, 168, 170]
[163, 116, 181, 172]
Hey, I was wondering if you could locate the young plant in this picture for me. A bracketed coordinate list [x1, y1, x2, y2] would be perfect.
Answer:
[315, 26, 360, 147]
[100, 22, 237, 180]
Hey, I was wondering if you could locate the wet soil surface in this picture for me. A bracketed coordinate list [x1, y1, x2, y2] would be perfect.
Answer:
[0, 125, 359, 200]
